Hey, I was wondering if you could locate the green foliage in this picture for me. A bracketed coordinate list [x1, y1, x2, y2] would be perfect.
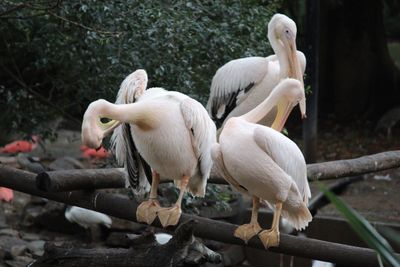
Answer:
[180, 184, 237, 214]
[0, 0, 281, 138]
[320, 184, 400, 267]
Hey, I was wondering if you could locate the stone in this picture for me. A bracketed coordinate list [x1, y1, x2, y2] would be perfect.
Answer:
[49, 156, 85, 170]
[0, 245, 6, 260]
[0, 229, 19, 237]
[0, 235, 28, 257]
[21, 233, 40, 241]
[10, 245, 27, 258]
[5, 255, 33, 267]
[27, 240, 45, 257]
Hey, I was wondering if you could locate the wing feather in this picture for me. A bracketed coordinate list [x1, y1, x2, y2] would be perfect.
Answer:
[206, 57, 269, 128]
[180, 98, 217, 197]
[110, 70, 151, 199]
[253, 126, 311, 204]
[211, 143, 249, 195]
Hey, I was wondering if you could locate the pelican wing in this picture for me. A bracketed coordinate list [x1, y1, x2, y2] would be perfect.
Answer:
[253, 126, 311, 204]
[110, 70, 151, 198]
[211, 143, 249, 195]
[206, 57, 269, 128]
[180, 98, 217, 197]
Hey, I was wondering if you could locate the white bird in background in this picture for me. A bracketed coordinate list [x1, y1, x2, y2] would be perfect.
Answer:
[207, 13, 306, 131]
[65, 206, 112, 229]
[212, 78, 312, 249]
[81, 69, 216, 228]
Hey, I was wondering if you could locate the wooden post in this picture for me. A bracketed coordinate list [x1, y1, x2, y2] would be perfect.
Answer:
[303, 0, 320, 163]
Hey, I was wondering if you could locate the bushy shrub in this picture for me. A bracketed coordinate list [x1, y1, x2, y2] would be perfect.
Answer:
[0, 0, 281, 137]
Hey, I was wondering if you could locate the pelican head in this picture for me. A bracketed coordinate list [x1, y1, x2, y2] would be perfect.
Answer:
[271, 78, 306, 132]
[81, 99, 121, 149]
[268, 14, 302, 81]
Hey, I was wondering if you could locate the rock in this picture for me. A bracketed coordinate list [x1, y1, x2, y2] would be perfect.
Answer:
[10, 245, 27, 257]
[5, 255, 33, 267]
[27, 240, 45, 257]
[49, 156, 84, 171]
[0, 245, 5, 260]
[0, 207, 6, 228]
[28, 130, 82, 159]
[16, 154, 46, 174]
[21, 205, 43, 227]
[0, 236, 27, 253]
[0, 229, 19, 237]
[21, 233, 40, 241]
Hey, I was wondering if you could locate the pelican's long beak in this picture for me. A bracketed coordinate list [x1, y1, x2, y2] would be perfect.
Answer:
[286, 40, 303, 82]
[271, 98, 295, 132]
[300, 97, 307, 119]
[284, 37, 307, 120]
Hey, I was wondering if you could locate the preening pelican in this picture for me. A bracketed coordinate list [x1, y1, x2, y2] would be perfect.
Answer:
[110, 71, 152, 199]
[207, 13, 306, 130]
[212, 78, 312, 248]
[82, 69, 216, 227]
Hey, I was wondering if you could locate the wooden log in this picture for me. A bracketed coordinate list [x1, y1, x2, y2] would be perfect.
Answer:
[1, 164, 396, 266]
[31, 220, 222, 267]
[307, 150, 400, 180]
[36, 168, 126, 192]
[35, 151, 400, 192]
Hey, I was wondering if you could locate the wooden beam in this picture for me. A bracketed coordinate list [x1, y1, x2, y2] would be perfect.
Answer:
[0, 164, 396, 266]
[35, 151, 400, 192]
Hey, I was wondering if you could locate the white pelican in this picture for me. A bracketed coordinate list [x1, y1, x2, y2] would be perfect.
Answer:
[82, 69, 216, 228]
[207, 13, 306, 130]
[212, 78, 312, 248]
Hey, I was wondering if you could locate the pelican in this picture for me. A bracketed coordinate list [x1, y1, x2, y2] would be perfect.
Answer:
[82, 69, 216, 228]
[207, 13, 306, 131]
[212, 78, 312, 248]
[110, 71, 152, 200]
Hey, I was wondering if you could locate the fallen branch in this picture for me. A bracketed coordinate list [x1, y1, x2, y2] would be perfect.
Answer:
[31, 220, 221, 267]
[1, 164, 396, 266]
[35, 151, 400, 192]
[307, 150, 400, 180]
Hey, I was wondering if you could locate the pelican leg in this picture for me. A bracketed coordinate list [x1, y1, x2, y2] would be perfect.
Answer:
[259, 202, 282, 249]
[234, 196, 262, 243]
[158, 175, 189, 228]
[136, 171, 161, 225]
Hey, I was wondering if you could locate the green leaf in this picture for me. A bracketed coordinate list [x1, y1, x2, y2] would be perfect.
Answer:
[319, 183, 400, 267]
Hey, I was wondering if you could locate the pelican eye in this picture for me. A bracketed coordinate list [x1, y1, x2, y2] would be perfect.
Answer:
[97, 117, 117, 130]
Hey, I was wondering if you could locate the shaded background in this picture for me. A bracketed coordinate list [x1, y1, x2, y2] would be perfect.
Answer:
[0, 0, 399, 161]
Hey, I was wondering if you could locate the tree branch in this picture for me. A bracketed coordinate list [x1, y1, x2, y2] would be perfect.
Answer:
[44, 9, 123, 37]
[0, 164, 396, 266]
[0, 3, 26, 17]
[306, 150, 400, 180]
